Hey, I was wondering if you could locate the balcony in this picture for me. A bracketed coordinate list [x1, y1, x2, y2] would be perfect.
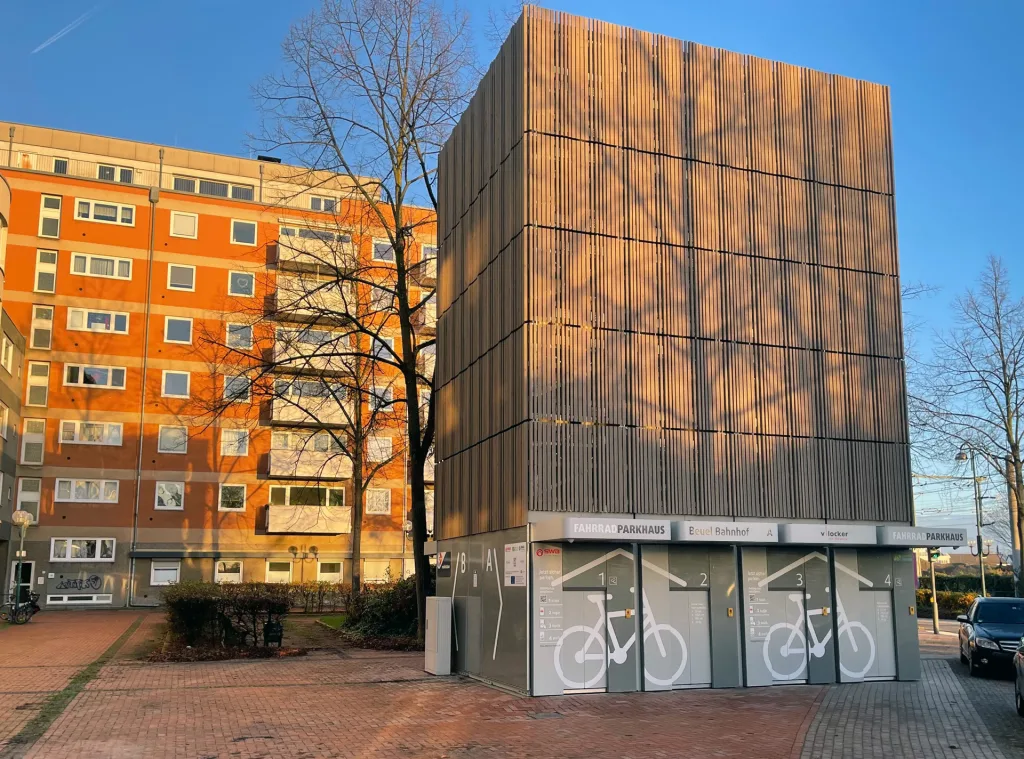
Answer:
[412, 255, 437, 285]
[272, 395, 351, 426]
[268, 450, 353, 480]
[266, 504, 351, 534]
[274, 275, 352, 321]
[276, 227, 356, 272]
[274, 328, 353, 374]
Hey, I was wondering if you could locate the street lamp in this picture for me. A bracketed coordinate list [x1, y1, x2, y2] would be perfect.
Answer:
[9, 510, 33, 604]
[956, 446, 988, 597]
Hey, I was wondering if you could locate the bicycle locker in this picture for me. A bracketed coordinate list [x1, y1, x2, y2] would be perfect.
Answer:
[832, 549, 898, 681]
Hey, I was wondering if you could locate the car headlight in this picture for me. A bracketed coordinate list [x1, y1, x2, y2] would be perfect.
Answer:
[975, 637, 999, 650]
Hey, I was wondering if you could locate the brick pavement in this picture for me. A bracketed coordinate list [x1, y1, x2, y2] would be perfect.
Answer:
[2, 612, 1018, 758]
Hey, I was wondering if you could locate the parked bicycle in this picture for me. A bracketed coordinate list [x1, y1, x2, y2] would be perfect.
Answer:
[1, 592, 41, 625]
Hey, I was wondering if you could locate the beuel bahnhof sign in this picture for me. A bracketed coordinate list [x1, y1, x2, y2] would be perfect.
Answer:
[878, 525, 969, 547]
[675, 520, 779, 543]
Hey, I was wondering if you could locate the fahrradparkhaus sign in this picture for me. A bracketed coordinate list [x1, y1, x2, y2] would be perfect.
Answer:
[877, 526, 969, 547]
[532, 517, 672, 542]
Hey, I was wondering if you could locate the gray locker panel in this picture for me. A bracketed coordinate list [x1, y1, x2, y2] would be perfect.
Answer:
[669, 591, 711, 687]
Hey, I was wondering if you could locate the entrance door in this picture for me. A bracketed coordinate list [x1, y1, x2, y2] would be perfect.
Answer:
[763, 589, 810, 683]
[556, 589, 609, 692]
[834, 549, 898, 682]
[9, 561, 34, 604]
[663, 589, 711, 688]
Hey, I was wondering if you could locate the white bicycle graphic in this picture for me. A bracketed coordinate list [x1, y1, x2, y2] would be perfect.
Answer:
[762, 591, 875, 681]
[553, 589, 687, 689]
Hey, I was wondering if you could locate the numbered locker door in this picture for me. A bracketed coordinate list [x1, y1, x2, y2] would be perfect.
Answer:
[666, 590, 711, 688]
[760, 550, 817, 685]
[834, 550, 897, 682]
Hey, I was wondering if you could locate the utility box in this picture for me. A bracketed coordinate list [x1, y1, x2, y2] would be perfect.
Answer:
[425, 596, 452, 675]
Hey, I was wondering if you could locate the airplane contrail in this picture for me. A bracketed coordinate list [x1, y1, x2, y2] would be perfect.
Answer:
[31, 4, 103, 54]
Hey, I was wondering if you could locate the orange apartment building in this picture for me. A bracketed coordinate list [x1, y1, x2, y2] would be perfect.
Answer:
[0, 122, 436, 607]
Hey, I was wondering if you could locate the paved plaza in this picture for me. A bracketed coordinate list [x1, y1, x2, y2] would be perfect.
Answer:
[0, 612, 1018, 758]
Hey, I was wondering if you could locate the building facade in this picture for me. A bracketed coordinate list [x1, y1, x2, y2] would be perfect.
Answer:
[0, 121, 435, 607]
[434, 7, 966, 695]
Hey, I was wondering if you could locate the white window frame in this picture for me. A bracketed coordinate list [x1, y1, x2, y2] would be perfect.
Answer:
[220, 428, 249, 457]
[230, 219, 257, 246]
[49, 537, 116, 563]
[47, 594, 113, 605]
[17, 478, 42, 523]
[150, 560, 181, 586]
[227, 270, 255, 297]
[21, 418, 45, 466]
[316, 561, 344, 583]
[0, 403, 8, 439]
[97, 163, 134, 184]
[164, 316, 193, 345]
[54, 478, 120, 504]
[167, 263, 196, 292]
[59, 420, 123, 446]
[363, 559, 392, 583]
[309, 195, 337, 213]
[214, 560, 243, 584]
[223, 374, 250, 403]
[31, 305, 54, 350]
[157, 425, 188, 454]
[268, 485, 346, 509]
[26, 361, 50, 406]
[169, 211, 198, 239]
[70, 252, 133, 281]
[38, 196, 62, 238]
[0, 336, 13, 373]
[66, 307, 130, 335]
[74, 198, 135, 227]
[225, 322, 253, 349]
[34, 249, 58, 293]
[366, 436, 393, 463]
[154, 481, 185, 511]
[218, 483, 246, 512]
[365, 488, 392, 515]
[64, 363, 127, 390]
[265, 560, 293, 584]
[372, 238, 395, 262]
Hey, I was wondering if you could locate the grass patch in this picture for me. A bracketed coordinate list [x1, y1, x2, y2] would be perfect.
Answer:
[330, 627, 422, 651]
[319, 614, 347, 629]
[0, 614, 144, 759]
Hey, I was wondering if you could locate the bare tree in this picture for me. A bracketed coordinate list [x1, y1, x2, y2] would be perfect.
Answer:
[910, 256, 1024, 593]
[254, 0, 474, 635]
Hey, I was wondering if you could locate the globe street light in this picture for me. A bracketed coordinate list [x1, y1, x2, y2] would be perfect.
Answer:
[9, 510, 33, 604]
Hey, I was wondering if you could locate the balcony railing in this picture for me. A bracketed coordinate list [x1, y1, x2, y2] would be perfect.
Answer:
[274, 340, 353, 374]
[274, 276, 352, 320]
[268, 449, 353, 480]
[267, 504, 351, 534]
[272, 396, 351, 426]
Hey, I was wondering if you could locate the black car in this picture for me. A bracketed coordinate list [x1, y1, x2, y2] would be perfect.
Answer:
[1016, 641, 1024, 716]
[958, 597, 1024, 677]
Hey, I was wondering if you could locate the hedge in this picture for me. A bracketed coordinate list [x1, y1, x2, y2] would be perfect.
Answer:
[163, 581, 290, 648]
[931, 572, 1015, 595]
[916, 589, 977, 619]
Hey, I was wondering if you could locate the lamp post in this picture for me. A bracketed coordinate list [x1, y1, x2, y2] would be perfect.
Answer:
[9, 510, 33, 604]
[956, 447, 988, 597]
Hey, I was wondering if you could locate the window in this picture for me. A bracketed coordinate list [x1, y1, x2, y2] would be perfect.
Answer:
[265, 560, 292, 584]
[35, 250, 58, 293]
[21, 419, 45, 465]
[310, 195, 337, 213]
[167, 264, 196, 291]
[365, 488, 392, 515]
[39, 196, 61, 238]
[60, 420, 123, 446]
[370, 286, 394, 311]
[50, 537, 116, 562]
[150, 560, 180, 586]
[0, 403, 8, 439]
[230, 220, 257, 245]
[67, 307, 129, 335]
[169, 210, 198, 238]
[30, 305, 54, 350]
[53, 158, 68, 175]
[47, 594, 113, 605]
[17, 479, 41, 523]
[64, 364, 126, 389]
[218, 484, 246, 512]
[55, 478, 119, 503]
[75, 199, 135, 226]
[363, 559, 392, 583]
[173, 176, 197, 193]
[372, 239, 395, 262]
[271, 430, 342, 455]
[155, 481, 184, 511]
[269, 485, 345, 509]
[226, 323, 253, 349]
[157, 425, 187, 454]
[26, 362, 50, 406]
[174, 176, 253, 200]
[162, 371, 190, 398]
[228, 271, 255, 296]
[425, 489, 435, 536]
[220, 429, 249, 457]
[71, 253, 132, 280]
[0, 336, 13, 373]
[215, 560, 243, 583]
[164, 317, 192, 344]
[97, 164, 134, 184]
[421, 244, 438, 278]
[370, 384, 394, 412]
[223, 375, 250, 403]
[366, 436, 393, 463]
[317, 561, 343, 582]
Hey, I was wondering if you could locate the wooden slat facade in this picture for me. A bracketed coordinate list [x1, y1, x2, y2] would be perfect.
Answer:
[436, 6, 911, 539]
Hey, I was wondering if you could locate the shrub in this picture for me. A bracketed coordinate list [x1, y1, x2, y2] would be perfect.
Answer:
[931, 572, 1015, 595]
[162, 581, 290, 648]
[288, 581, 352, 613]
[916, 589, 978, 619]
[343, 571, 433, 639]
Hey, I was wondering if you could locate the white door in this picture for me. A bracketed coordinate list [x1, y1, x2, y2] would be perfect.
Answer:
[661, 590, 710, 688]
[555, 590, 608, 692]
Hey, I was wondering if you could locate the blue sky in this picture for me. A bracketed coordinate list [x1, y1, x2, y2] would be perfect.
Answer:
[3, 0, 1020, 538]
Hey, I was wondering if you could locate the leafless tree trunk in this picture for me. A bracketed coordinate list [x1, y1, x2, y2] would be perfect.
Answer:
[255, 0, 475, 638]
[909, 256, 1024, 594]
